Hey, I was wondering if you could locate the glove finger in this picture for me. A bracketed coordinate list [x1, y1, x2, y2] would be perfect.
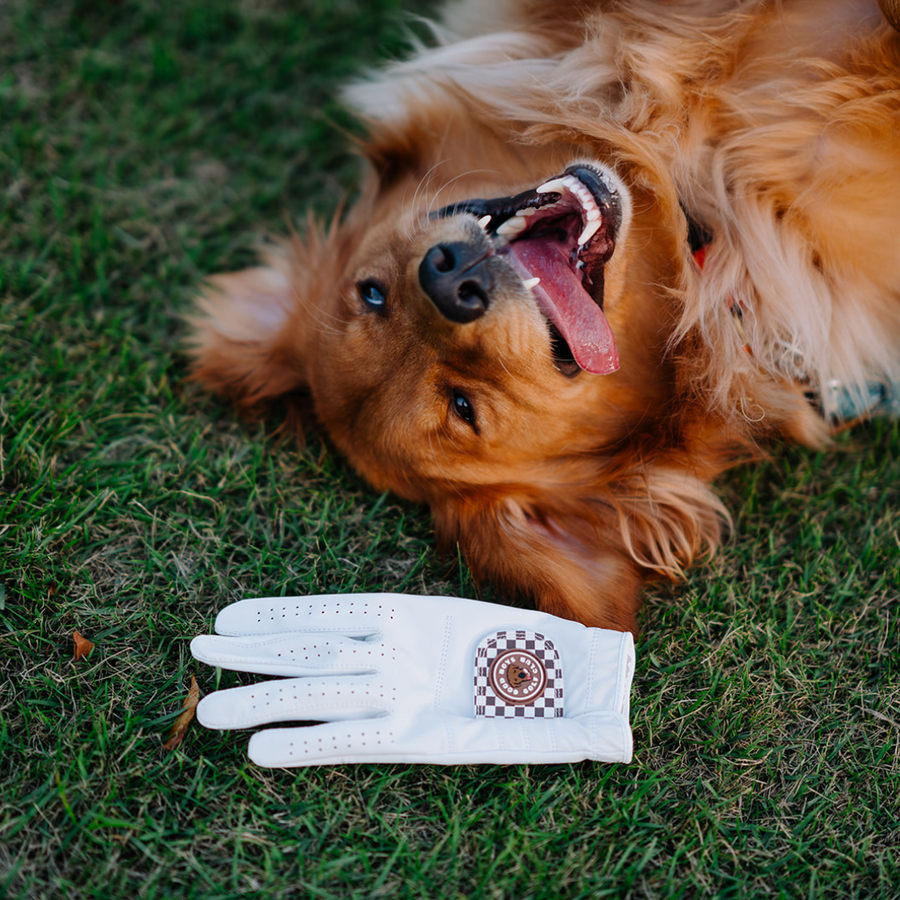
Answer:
[213, 595, 398, 638]
[196, 676, 389, 730]
[247, 720, 397, 767]
[190, 632, 381, 677]
[245, 711, 633, 767]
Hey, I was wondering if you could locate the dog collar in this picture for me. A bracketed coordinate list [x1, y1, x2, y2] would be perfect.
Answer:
[683, 208, 897, 424]
[686, 219, 752, 358]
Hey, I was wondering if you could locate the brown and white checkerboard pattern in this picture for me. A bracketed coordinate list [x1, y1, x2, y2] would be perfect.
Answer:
[474, 630, 564, 718]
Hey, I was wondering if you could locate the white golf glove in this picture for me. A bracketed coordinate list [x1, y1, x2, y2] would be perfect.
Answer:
[190, 593, 635, 767]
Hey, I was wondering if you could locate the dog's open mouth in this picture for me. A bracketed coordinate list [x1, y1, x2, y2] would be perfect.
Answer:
[434, 164, 624, 376]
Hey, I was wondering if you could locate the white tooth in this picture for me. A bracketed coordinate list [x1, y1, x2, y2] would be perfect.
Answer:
[477, 215, 492, 229]
[519, 207, 537, 216]
[496, 216, 527, 236]
[536, 176, 576, 195]
[577, 219, 602, 245]
[522, 277, 541, 290]
[587, 208, 601, 221]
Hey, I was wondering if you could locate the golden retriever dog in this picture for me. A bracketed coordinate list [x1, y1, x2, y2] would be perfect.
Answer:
[187, 0, 900, 634]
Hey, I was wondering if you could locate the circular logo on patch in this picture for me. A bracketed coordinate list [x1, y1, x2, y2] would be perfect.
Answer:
[488, 649, 547, 705]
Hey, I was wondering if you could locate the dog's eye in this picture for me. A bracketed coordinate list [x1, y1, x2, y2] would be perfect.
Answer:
[357, 278, 387, 310]
[452, 390, 476, 427]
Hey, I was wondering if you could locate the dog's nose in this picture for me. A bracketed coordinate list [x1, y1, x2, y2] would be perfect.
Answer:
[419, 242, 491, 323]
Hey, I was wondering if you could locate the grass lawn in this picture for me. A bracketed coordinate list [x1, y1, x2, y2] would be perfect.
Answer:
[1, 0, 898, 896]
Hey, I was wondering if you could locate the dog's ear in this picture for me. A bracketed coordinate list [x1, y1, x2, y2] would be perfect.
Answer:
[186, 248, 305, 413]
[185, 216, 354, 427]
[432, 466, 730, 634]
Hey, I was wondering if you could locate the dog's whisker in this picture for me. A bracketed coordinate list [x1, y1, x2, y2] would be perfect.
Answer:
[408, 161, 450, 238]
[289, 291, 347, 336]
[425, 168, 503, 218]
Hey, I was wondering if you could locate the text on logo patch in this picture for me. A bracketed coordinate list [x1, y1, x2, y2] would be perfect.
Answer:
[473, 630, 564, 718]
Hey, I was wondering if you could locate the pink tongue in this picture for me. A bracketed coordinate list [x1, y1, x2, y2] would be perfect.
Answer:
[510, 240, 619, 375]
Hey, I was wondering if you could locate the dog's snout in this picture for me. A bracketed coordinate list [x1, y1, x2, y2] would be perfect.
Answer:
[419, 242, 492, 323]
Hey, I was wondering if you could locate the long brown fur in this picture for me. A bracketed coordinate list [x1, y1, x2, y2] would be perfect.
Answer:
[187, 0, 900, 635]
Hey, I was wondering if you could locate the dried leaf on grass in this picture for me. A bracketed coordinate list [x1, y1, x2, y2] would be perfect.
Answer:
[164, 674, 200, 751]
[73, 630, 95, 660]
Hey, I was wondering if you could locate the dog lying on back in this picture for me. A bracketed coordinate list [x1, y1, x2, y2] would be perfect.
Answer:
[188, 0, 900, 634]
